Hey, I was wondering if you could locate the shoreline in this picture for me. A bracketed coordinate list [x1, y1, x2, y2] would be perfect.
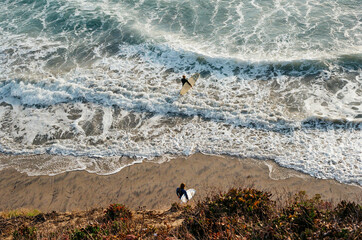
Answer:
[0, 153, 360, 212]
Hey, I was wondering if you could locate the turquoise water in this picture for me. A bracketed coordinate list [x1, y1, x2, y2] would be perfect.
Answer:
[0, 0, 361, 184]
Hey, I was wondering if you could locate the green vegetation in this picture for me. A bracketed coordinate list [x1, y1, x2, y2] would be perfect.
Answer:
[1, 188, 360, 239]
[0, 208, 41, 218]
[13, 225, 37, 240]
[179, 189, 361, 239]
[105, 203, 132, 221]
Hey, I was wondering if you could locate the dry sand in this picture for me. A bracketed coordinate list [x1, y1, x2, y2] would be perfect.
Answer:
[0, 153, 361, 212]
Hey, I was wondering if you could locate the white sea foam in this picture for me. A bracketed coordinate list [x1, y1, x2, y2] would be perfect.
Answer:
[0, 0, 361, 185]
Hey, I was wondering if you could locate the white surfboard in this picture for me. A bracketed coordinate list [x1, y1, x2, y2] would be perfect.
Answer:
[180, 73, 200, 95]
[181, 189, 196, 203]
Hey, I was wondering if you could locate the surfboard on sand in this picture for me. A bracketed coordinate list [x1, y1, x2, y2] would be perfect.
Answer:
[180, 73, 200, 95]
[181, 189, 196, 203]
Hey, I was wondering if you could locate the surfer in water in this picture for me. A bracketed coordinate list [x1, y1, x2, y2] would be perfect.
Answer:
[181, 75, 192, 87]
[176, 183, 189, 201]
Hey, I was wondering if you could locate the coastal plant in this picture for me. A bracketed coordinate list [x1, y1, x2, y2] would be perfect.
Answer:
[334, 200, 362, 222]
[70, 224, 103, 240]
[282, 192, 322, 234]
[204, 188, 273, 220]
[109, 220, 130, 235]
[13, 225, 37, 240]
[270, 191, 362, 239]
[70, 228, 87, 240]
[4, 188, 362, 240]
[178, 189, 362, 239]
[170, 202, 181, 212]
[105, 204, 132, 221]
[180, 188, 274, 239]
[1, 208, 41, 218]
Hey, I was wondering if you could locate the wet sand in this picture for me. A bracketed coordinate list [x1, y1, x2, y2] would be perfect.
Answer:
[0, 153, 360, 212]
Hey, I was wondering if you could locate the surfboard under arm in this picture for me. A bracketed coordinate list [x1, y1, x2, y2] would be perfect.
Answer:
[181, 189, 196, 203]
[180, 73, 200, 95]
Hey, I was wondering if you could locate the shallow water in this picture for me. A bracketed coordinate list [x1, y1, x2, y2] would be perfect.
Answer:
[0, 0, 361, 184]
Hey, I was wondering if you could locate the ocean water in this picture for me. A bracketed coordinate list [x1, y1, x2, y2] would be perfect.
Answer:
[0, 0, 361, 184]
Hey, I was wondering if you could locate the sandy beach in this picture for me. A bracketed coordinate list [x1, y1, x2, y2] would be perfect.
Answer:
[0, 153, 361, 212]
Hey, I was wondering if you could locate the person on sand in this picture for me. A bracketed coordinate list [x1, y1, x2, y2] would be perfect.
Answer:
[176, 183, 188, 201]
[181, 75, 192, 87]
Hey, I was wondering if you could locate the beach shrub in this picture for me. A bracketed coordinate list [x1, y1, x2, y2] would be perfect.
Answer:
[71, 229, 87, 240]
[282, 192, 323, 234]
[181, 188, 273, 239]
[105, 204, 132, 221]
[334, 200, 362, 222]
[71, 224, 101, 240]
[270, 192, 362, 239]
[13, 225, 37, 240]
[4, 188, 361, 240]
[179, 189, 362, 239]
[170, 202, 181, 212]
[108, 220, 130, 235]
[1, 208, 41, 219]
[204, 188, 273, 220]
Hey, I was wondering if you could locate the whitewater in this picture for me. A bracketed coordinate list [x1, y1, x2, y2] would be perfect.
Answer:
[0, 0, 361, 185]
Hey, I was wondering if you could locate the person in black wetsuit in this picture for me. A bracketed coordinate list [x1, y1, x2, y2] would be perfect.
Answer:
[176, 183, 188, 200]
[181, 75, 192, 87]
